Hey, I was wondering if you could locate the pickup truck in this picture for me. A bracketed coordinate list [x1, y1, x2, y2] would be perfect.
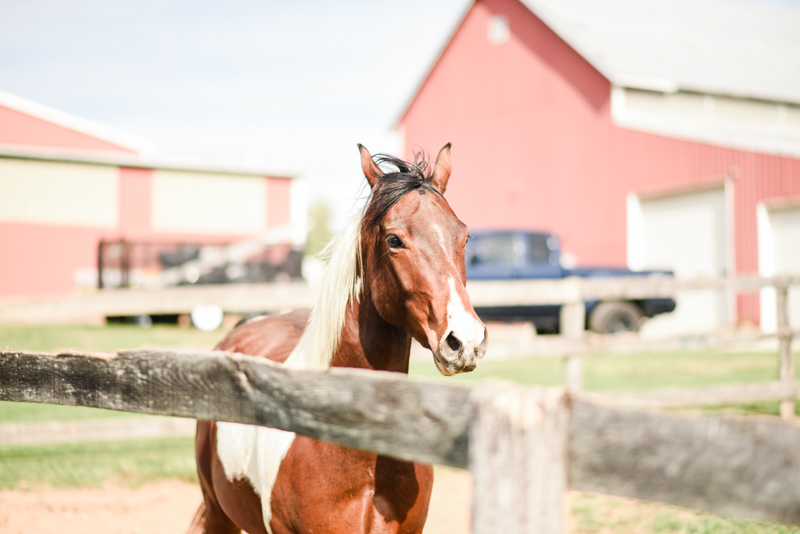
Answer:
[465, 230, 676, 334]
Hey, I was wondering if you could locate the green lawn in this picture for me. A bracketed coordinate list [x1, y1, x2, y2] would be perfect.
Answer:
[570, 491, 800, 534]
[0, 436, 196, 490]
[0, 323, 224, 354]
[409, 349, 795, 417]
[409, 349, 794, 391]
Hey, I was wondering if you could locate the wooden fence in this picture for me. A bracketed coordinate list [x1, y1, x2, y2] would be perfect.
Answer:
[2, 273, 799, 418]
[547, 275, 800, 421]
[2, 348, 800, 533]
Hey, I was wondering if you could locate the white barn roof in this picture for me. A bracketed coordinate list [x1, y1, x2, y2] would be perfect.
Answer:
[521, 0, 800, 104]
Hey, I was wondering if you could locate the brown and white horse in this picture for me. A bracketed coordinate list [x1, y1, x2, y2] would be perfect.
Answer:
[192, 144, 488, 534]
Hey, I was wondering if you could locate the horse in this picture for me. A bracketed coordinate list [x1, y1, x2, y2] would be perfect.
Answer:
[191, 144, 488, 534]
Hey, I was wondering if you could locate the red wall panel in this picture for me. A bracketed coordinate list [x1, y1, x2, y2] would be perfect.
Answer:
[0, 168, 268, 300]
[267, 176, 293, 229]
[118, 167, 152, 237]
[0, 223, 103, 299]
[400, 0, 800, 325]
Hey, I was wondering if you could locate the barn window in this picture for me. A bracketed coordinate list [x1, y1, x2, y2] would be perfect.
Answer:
[488, 15, 509, 44]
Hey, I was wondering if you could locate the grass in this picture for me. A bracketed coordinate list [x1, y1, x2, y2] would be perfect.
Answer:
[409, 348, 800, 417]
[409, 349, 797, 391]
[0, 323, 224, 354]
[0, 436, 197, 490]
[0, 402, 146, 423]
[571, 492, 800, 534]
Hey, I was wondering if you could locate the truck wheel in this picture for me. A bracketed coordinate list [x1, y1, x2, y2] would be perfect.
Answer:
[589, 301, 642, 334]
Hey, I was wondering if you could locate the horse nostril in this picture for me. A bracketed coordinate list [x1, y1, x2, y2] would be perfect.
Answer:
[446, 332, 462, 352]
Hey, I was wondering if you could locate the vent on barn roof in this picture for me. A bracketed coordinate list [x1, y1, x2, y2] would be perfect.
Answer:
[488, 15, 510, 45]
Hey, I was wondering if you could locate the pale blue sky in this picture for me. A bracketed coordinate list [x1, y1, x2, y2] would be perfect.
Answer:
[0, 0, 469, 227]
[1, 0, 797, 228]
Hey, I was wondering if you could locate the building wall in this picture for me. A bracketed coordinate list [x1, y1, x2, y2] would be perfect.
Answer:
[151, 170, 267, 235]
[267, 177, 293, 229]
[0, 158, 293, 299]
[399, 0, 800, 325]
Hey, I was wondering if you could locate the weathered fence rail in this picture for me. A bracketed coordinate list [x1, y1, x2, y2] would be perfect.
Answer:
[3, 348, 800, 532]
[3, 274, 799, 420]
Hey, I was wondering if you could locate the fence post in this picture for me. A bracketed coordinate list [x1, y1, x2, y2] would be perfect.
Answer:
[561, 278, 585, 392]
[469, 383, 568, 534]
[776, 280, 794, 421]
[97, 240, 105, 289]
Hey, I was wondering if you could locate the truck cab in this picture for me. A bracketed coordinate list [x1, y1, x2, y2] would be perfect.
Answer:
[465, 230, 676, 333]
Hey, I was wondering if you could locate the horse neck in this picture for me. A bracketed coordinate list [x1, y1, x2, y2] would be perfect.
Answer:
[329, 290, 411, 373]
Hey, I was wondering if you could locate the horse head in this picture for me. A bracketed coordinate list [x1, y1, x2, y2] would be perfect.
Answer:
[358, 143, 487, 375]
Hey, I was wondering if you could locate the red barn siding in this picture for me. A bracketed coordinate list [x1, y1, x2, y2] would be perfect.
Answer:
[0, 221, 258, 300]
[267, 176, 292, 229]
[0, 104, 137, 155]
[118, 167, 152, 237]
[0, 163, 277, 300]
[400, 0, 800, 325]
[0, 223, 103, 299]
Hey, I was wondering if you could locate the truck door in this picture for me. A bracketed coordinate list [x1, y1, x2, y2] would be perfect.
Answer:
[516, 233, 562, 279]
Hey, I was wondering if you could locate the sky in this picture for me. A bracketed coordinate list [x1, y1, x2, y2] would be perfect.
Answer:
[0, 0, 469, 228]
[1, 0, 798, 229]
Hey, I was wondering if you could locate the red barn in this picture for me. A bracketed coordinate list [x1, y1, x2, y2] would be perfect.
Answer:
[0, 89, 298, 304]
[398, 0, 800, 335]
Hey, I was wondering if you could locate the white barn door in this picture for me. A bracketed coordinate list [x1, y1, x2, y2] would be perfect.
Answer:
[629, 187, 730, 336]
[759, 203, 800, 332]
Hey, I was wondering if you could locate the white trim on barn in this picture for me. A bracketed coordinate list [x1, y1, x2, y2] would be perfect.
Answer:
[0, 144, 295, 180]
[758, 197, 800, 333]
[611, 86, 800, 159]
[625, 192, 644, 271]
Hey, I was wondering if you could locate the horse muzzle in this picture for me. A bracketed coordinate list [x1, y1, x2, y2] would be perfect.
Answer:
[432, 325, 488, 375]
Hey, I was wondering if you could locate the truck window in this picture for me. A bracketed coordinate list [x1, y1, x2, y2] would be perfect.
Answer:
[528, 235, 551, 262]
[471, 234, 516, 265]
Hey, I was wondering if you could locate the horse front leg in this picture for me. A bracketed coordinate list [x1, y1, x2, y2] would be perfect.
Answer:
[192, 421, 241, 534]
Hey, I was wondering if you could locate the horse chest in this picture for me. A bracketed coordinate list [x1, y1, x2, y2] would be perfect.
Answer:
[271, 437, 433, 534]
[216, 426, 432, 534]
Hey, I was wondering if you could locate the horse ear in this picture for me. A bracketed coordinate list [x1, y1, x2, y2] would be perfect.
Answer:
[358, 144, 383, 188]
[431, 143, 452, 194]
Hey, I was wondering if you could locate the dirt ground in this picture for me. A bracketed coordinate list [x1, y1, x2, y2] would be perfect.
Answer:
[0, 469, 473, 534]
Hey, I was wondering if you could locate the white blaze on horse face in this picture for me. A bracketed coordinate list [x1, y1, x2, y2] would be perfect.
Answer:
[442, 276, 486, 359]
[432, 224, 448, 256]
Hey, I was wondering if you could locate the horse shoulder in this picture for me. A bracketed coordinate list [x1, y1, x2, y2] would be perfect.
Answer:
[215, 310, 310, 363]
[270, 436, 434, 534]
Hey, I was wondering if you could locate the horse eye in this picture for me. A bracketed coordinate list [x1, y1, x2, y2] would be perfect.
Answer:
[387, 235, 404, 249]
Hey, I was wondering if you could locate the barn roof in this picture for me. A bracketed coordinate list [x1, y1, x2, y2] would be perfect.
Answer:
[0, 144, 296, 179]
[522, 0, 800, 104]
[0, 88, 154, 155]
